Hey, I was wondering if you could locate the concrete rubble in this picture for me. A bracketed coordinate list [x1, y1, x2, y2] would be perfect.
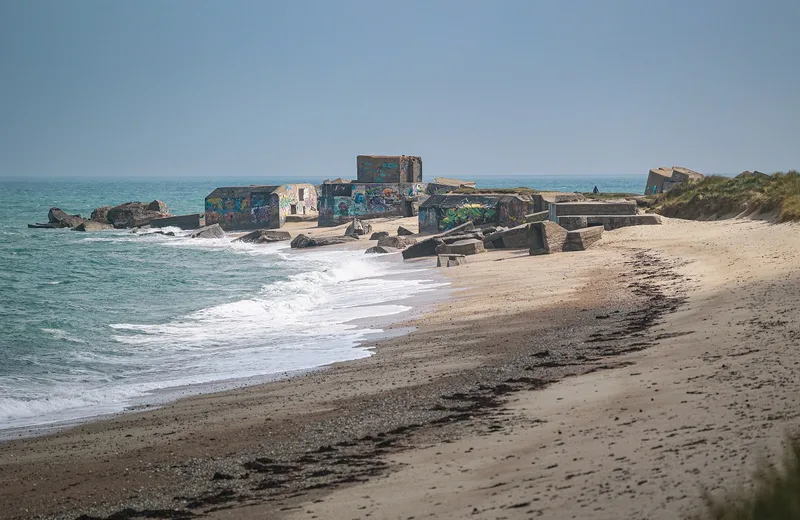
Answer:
[235, 230, 292, 243]
[377, 236, 416, 249]
[563, 226, 604, 251]
[191, 224, 225, 239]
[437, 254, 467, 267]
[291, 234, 359, 249]
[558, 214, 662, 231]
[345, 218, 372, 237]
[365, 246, 400, 254]
[528, 221, 569, 255]
[436, 238, 485, 256]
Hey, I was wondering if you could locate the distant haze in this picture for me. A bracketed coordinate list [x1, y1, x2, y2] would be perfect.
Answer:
[1, 0, 798, 179]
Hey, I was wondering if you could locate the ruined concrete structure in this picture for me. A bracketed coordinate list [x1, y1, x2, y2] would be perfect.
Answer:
[552, 201, 638, 217]
[149, 214, 204, 230]
[557, 214, 662, 231]
[318, 181, 424, 226]
[549, 201, 661, 231]
[532, 192, 586, 213]
[356, 155, 422, 183]
[205, 184, 317, 231]
[317, 155, 425, 227]
[645, 166, 704, 195]
[418, 194, 535, 233]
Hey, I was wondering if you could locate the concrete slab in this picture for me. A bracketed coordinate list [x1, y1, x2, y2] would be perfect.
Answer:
[149, 214, 204, 230]
[564, 226, 604, 251]
[527, 221, 568, 255]
[554, 202, 637, 217]
[436, 239, 485, 256]
[557, 214, 662, 231]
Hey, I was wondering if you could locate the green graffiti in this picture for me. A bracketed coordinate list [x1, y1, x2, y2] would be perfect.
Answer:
[440, 203, 497, 230]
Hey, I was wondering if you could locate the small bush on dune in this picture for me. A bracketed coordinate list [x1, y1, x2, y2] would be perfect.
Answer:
[651, 171, 800, 222]
[695, 440, 800, 520]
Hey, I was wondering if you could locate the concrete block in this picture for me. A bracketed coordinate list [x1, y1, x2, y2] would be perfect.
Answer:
[482, 223, 530, 249]
[377, 236, 416, 249]
[439, 221, 475, 236]
[564, 226, 604, 251]
[436, 239, 485, 256]
[556, 216, 588, 231]
[524, 211, 550, 223]
[441, 232, 484, 244]
[527, 221, 568, 255]
[402, 237, 444, 259]
[437, 254, 467, 267]
[357, 155, 422, 183]
[558, 214, 662, 231]
[500, 224, 531, 249]
[554, 202, 637, 217]
[234, 230, 292, 243]
[365, 246, 400, 254]
[150, 214, 203, 230]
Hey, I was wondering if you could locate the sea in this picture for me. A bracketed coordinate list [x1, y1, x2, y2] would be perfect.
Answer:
[0, 174, 644, 433]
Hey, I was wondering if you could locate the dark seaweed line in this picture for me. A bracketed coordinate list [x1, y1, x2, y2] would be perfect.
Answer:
[72, 248, 689, 520]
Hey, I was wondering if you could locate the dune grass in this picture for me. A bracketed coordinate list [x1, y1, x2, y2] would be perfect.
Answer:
[650, 171, 800, 222]
[694, 440, 800, 520]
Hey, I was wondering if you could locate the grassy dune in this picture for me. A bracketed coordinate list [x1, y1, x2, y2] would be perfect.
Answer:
[695, 441, 800, 520]
[650, 171, 800, 223]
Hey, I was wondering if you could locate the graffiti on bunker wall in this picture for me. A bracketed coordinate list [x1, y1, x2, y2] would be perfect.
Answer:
[205, 196, 259, 228]
[498, 198, 531, 228]
[439, 203, 497, 230]
[318, 183, 423, 225]
[358, 161, 400, 183]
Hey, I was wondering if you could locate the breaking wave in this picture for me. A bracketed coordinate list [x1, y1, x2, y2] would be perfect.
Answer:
[0, 236, 446, 431]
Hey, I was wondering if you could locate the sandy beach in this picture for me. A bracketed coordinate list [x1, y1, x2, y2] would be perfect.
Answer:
[2, 217, 799, 520]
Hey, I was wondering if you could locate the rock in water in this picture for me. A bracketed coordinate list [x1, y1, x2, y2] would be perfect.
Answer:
[106, 202, 169, 229]
[291, 234, 358, 248]
[369, 231, 390, 241]
[290, 234, 314, 248]
[235, 230, 292, 243]
[47, 207, 85, 228]
[365, 246, 399, 254]
[377, 236, 416, 249]
[146, 200, 169, 213]
[345, 218, 372, 237]
[27, 223, 58, 229]
[401, 237, 445, 259]
[190, 224, 225, 239]
[397, 226, 414, 236]
[72, 221, 113, 232]
[90, 206, 112, 223]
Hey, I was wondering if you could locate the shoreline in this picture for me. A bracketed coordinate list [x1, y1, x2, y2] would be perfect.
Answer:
[2, 218, 800, 520]
[0, 219, 669, 519]
[0, 229, 450, 440]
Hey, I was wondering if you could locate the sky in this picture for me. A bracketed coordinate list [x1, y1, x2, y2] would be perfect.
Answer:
[0, 0, 798, 179]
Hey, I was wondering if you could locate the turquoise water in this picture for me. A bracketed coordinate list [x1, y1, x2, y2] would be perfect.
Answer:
[0, 175, 643, 431]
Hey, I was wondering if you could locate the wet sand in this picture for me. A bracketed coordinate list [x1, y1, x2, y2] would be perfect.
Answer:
[1, 218, 799, 519]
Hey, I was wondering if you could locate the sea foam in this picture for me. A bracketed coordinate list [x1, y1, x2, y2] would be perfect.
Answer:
[0, 235, 446, 431]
